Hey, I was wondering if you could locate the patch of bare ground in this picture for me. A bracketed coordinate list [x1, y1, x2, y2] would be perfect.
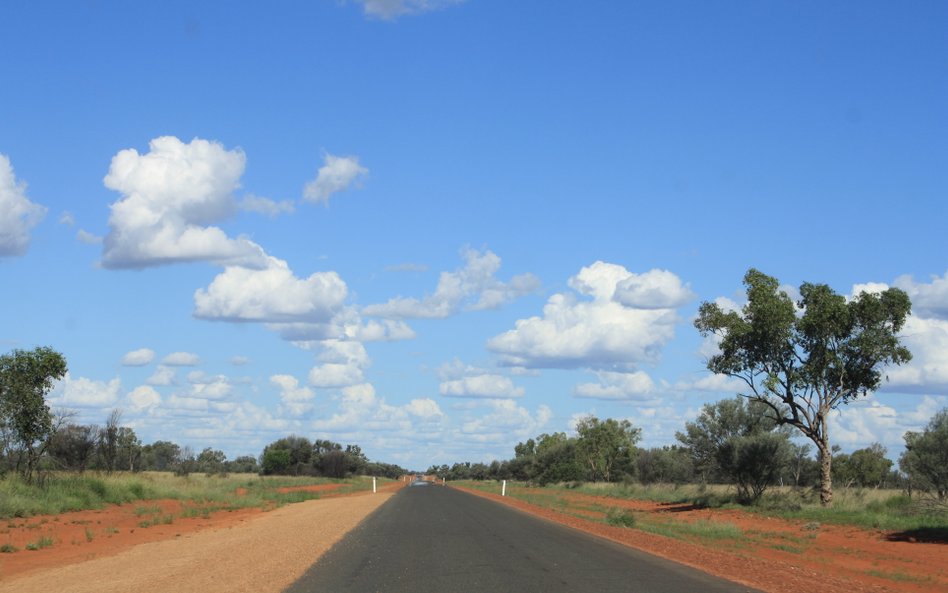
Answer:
[0, 483, 400, 593]
[455, 486, 947, 593]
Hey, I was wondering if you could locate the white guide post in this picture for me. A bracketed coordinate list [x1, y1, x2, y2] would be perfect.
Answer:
[373, 477, 377, 493]
[502, 480, 507, 497]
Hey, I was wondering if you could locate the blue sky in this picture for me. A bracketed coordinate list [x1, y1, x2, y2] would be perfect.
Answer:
[1, 0, 945, 471]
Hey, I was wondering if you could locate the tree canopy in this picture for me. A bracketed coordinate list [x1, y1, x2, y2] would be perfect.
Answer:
[695, 269, 911, 505]
[0, 347, 68, 481]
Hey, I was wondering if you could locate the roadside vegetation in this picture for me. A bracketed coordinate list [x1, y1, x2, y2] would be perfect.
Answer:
[0, 346, 405, 524]
[0, 472, 383, 519]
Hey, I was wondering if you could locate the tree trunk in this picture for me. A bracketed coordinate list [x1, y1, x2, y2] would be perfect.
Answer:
[818, 437, 833, 506]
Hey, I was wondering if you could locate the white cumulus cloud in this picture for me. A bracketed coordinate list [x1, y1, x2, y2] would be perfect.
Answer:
[487, 261, 686, 370]
[50, 374, 122, 408]
[127, 385, 162, 411]
[147, 365, 177, 385]
[161, 352, 201, 366]
[194, 255, 348, 323]
[894, 271, 948, 320]
[440, 374, 525, 399]
[364, 247, 539, 319]
[121, 348, 155, 367]
[303, 154, 368, 204]
[0, 154, 46, 257]
[574, 371, 656, 400]
[101, 136, 267, 269]
[271, 374, 316, 417]
[238, 194, 295, 217]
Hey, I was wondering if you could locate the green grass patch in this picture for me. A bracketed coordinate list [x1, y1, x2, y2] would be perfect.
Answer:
[134, 505, 161, 516]
[605, 508, 637, 528]
[0, 543, 17, 553]
[0, 472, 382, 519]
[481, 480, 948, 534]
[25, 536, 53, 551]
[866, 569, 933, 585]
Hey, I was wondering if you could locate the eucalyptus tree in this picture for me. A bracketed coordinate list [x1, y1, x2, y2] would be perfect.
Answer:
[0, 347, 67, 482]
[695, 269, 911, 505]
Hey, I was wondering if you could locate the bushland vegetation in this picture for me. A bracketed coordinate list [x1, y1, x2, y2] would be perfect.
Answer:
[1, 346, 406, 519]
[433, 403, 948, 526]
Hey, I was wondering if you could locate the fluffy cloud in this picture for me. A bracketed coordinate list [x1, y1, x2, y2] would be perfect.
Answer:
[574, 371, 656, 400]
[894, 271, 948, 320]
[50, 374, 122, 408]
[303, 154, 368, 204]
[0, 154, 46, 257]
[101, 136, 267, 269]
[612, 269, 696, 309]
[308, 340, 369, 388]
[127, 385, 162, 411]
[121, 348, 155, 367]
[238, 194, 295, 217]
[488, 261, 686, 370]
[364, 247, 539, 319]
[848, 275, 948, 395]
[883, 315, 948, 394]
[312, 383, 444, 433]
[161, 352, 201, 366]
[829, 394, 947, 450]
[147, 365, 177, 385]
[271, 374, 316, 417]
[440, 375, 525, 399]
[76, 229, 102, 244]
[194, 256, 347, 323]
[353, 0, 465, 20]
[458, 400, 552, 443]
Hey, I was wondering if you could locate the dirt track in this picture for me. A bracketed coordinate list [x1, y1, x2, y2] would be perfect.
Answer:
[0, 492, 392, 593]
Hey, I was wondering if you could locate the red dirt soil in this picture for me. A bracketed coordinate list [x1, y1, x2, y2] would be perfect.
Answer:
[455, 486, 947, 593]
[0, 480, 402, 581]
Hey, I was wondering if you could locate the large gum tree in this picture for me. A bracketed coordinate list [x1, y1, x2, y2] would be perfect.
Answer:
[695, 269, 911, 506]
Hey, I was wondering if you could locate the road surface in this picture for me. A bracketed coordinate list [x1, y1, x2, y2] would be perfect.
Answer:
[285, 483, 760, 593]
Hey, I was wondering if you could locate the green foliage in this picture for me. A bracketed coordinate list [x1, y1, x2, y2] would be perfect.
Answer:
[47, 424, 97, 472]
[0, 347, 68, 481]
[534, 440, 584, 486]
[716, 432, 791, 502]
[605, 508, 637, 528]
[25, 535, 53, 550]
[261, 449, 291, 475]
[635, 446, 694, 485]
[695, 269, 911, 505]
[900, 408, 948, 499]
[833, 443, 894, 488]
[575, 416, 641, 482]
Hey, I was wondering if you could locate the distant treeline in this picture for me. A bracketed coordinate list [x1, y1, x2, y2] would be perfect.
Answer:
[1, 408, 406, 481]
[428, 398, 948, 504]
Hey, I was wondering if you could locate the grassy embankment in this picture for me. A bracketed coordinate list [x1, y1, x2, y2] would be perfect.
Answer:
[455, 480, 948, 543]
[0, 472, 384, 519]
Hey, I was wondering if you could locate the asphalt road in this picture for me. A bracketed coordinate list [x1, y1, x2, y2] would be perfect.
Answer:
[284, 483, 760, 593]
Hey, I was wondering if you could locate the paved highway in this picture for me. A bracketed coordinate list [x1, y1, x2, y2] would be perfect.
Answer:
[285, 483, 759, 593]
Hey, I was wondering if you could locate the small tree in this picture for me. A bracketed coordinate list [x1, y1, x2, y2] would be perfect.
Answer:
[717, 432, 792, 502]
[899, 408, 948, 500]
[48, 423, 97, 472]
[0, 347, 68, 482]
[575, 416, 641, 482]
[676, 396, 788, 483]
[695, 269, 911, 505]
[97, 409, 122, 474]
[833, 443, 893, 489]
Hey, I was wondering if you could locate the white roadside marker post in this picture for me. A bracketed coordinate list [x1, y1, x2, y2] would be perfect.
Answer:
[373, 477, 377, 493]
[502, 480, 507, 497]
